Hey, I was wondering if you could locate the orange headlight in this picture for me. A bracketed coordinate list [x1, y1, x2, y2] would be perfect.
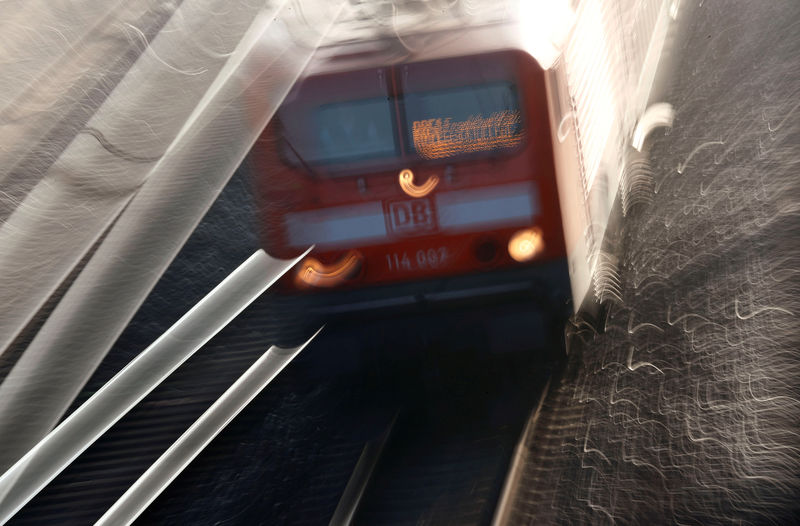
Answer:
[295, 250, 363, 288]
[508, 227, 544, 263]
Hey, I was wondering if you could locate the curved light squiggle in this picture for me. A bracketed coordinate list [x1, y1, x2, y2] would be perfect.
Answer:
[398, 168, 439, 198]
[295, 250, 363, 288]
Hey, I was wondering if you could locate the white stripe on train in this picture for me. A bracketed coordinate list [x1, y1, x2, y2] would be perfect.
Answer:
[284, 181, 539, 249]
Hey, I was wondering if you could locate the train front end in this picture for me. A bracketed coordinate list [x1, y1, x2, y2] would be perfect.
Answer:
[250, 35, 569, 310]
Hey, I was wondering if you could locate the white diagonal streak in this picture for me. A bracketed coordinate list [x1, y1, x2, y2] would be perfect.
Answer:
[0, 248, 308, 525]
[95, 330, 321, 526]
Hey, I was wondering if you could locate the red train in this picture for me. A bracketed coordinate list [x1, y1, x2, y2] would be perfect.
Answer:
[250, 33, 568, 304]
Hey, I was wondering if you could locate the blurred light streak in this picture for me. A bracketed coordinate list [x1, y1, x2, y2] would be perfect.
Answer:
[669, 0, 682, 19]
[515, 0, 574, 70]
[95, 331, 320, 526]
[411, 110, 523, 160]
[0, 0, 147, 163]
[0, 0, 181, 358]
[491, 378, 553, 526]
[0, 0, 127, 110]
[632, 102, 674, 151]
[0, 248, 309, 525]
[329, 414, 397, 526]
[0, 0, 345, 472]
[508, 227, 544, 263]
[327, 0, 514, 47]
[562, 0, 618, 192]
[493, 0, 800, 521]
[398, 168, 438, 198]
[295, 251, 363, 288]
[676, 140, 724, 174]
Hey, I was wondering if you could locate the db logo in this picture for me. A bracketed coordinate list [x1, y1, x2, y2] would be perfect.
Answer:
[386, 199, 437, 235]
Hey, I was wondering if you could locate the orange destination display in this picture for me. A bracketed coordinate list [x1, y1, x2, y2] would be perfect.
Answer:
[412, 110, 524, 159]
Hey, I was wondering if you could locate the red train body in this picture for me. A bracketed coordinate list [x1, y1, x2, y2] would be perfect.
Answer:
[251, 47, 566, 294]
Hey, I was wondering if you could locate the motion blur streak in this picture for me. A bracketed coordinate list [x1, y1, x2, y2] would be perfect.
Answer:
[0, 0, 212, 358]
[398, 169, 439, 198]
[508, 228, 544, 263]
[96, 332, 319, 526]
[296, 251, 363, 289]
[0, 249, 308, 524]
[544, 0, 676, 308]
[0, 0, 345, 473]
[632, 102, 675, 152]
[411, 110, 523, 159]
[0, 0, 174, 188]
[515, 0, 574, 69]
[496, 1, 800, 523]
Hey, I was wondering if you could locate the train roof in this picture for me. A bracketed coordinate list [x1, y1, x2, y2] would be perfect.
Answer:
[306, 21, 531, 76]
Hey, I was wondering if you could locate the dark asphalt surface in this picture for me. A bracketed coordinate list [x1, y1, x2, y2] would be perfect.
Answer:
[9, 1, 800, 524]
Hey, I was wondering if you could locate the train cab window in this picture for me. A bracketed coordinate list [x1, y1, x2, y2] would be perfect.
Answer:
[276, 67, 396, 172]
[313, 97, 398, 164]
[279, 96, 398, 169]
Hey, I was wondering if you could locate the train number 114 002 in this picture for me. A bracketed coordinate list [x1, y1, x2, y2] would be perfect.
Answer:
[385, 247, 449, 272]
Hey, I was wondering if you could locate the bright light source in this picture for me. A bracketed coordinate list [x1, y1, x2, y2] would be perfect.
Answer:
[398, 168, 439, 198]
[516, 0, 575, 69]
[508, 227, 544, 262]
[295, 251, 363, 288]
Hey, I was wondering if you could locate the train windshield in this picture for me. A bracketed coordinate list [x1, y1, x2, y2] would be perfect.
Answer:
[313, 97, 397, 163]
[281, 79, 524, 170]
